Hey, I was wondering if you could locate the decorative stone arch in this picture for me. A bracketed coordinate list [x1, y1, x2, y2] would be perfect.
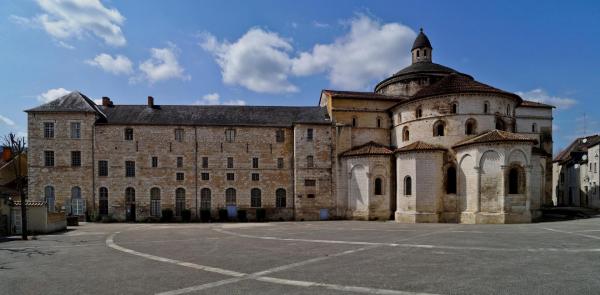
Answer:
[402, 126, 410, 141]
[465, 118, 477, 135]
[458, 153, 475, 212]
[349, 163, 369, 212]
[507, 148, 529, 166]
[443, 162, 458, 194]
[506, 164, 526, 195]
[433, 120, 446, 137]
[479, 150, 503, 213]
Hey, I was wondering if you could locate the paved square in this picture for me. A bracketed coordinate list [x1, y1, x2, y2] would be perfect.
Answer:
[2, 219, 600, 294]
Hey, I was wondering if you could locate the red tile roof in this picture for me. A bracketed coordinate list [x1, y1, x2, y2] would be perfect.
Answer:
[453, 130, 536, 148]
[395, 141, 446, 153]
[520, 100, 555, 108]
[341, 141, 394, 157]
[413, 73, 521, 101]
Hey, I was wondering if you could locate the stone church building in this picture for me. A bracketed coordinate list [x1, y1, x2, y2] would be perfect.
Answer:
[26, 30, 554, 223]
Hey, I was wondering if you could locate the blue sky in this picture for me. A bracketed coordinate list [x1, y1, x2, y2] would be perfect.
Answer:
[1, 0, 599, 153]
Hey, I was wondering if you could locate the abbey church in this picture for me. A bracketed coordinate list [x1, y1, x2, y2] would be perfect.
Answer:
[26, 30, 554, 223]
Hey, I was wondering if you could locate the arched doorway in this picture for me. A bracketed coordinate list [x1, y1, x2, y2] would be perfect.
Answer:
[125, 187, 136, 222]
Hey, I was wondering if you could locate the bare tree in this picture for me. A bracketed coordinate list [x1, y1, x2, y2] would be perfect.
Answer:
[3, 133, 27, 240]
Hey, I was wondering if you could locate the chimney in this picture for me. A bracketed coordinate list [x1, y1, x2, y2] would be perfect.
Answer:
[2, 147, 11, 162]
[102, 96, 112, 107]
[147, 96, 154, 108]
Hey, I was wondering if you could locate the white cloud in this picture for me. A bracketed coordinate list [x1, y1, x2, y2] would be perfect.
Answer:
[200, 15, 416, 93]
[133, 44, 190, 84]
[11, 0, 126, 46]
[194, 92, 246, 105]
[37, 87, 71, 103]
[86, 53, 133, 75]
[292, 15, 415, 89]
[516, 89, 577, 109]
[201, 29, 298, 93]
[312, 21, 330, 28]
[56, 40, 75, 49]
[0, 115, 16, 126]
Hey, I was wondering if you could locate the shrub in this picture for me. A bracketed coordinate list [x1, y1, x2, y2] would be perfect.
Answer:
[181, 209, 192, 222]
[256, 208, 266, 222]
[200, 209, 211, 222]
[161, 208, 174, 222]
[66, 216, 79, 226]
[218, 208, 228, 221]
[237, 210, 247, 222]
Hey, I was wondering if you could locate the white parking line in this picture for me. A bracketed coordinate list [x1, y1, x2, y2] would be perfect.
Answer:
[106, 231, 435, 295]
[542, 227, 600, 240]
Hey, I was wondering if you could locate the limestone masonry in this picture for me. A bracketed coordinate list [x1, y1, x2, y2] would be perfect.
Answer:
[26, 30, 554, 223]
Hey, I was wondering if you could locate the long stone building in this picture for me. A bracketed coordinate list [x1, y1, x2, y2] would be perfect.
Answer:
[26, 30, 555, 223]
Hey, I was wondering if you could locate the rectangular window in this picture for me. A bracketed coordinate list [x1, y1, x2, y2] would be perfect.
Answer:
[124, 128, 133, 140]
[71, 151, 81, 167]
[225, 129, 236, 142]
[44, 122, 54, 139]
[276, 129, 285, 142]
[307, 128, 313, 141]
[202, 157, 208, 168]
[305, 179, 316, 187]
[44, 151, 54, 167]
[174, 128, 184, 142]
[70, 122, 81, 139]
[226, 173, 235, 181]
[252, 157, 259, 169]
[201, 173, 209, 180]
[177, 157, 183, 168]
[307, 194, 315, 198]
[177, 172, 185, 181]
[307, 155, 314, 168]
[227, 157, 234, 168]
[125, 161, 135, 177]
[252, 173, 259, 181]
[152, 156, 158, 168]
[98, 160, 108, 176]
[277, 157, 284, 169]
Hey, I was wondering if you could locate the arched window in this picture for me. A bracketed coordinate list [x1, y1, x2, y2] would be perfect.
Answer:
[451, 103, 458, 114]
[484, 102, 489, 114]
[377, 117, 382, 128]
[45, 186, 55, 213]
[150, 187, 161, 217]
[99, 187, 108, 215]
[374, 178, 383, 195]
[200, 188, 211, 210]
[176, 188, 186, 216]
[402, 126, 410, 142]
[276, 188, 286, 208]
[496, 118, 506, 131]
[433, 120, 445, 136]
[509, 167, 522, 194]
[125, 187, 135, 203]
[532, 123, 537, 133]
[71, 186, 84, 216]
[225, 188, 236, 206]
[404, 176, 412, 196]
[251, 188, 261, 208]
[416, 50, 420, 57]
[465, 119, 477, 135]
[416, 107, 423, 118]
[352, 117, 357, 127]
[506, 105, 511, 116]
[446, 167, 457, 194]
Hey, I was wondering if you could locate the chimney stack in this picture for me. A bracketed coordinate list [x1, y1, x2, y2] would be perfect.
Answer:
[148, 96, 154, 108]
[102, 96, 112, 107]
[1, 147, 11, 162]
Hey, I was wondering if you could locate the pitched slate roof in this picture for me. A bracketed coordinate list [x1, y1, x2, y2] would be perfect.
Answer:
[412, 29, 432, 50]
[25, 91, 105, 117]
[322, 90, 407, 101]
[520, 100, 555, 108]
[340, 141, 394, 157]
[413, 73, 521, 101]
[395, 141, 446, 153]
[453, 130, 536, 148]
[99, 105, 331, 127]
[553, 135, 600, 163]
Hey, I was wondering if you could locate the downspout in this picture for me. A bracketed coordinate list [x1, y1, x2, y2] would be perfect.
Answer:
[194, 126, 198, 218]
[291, 125, 296, 221]
[91, 115, 96, 218]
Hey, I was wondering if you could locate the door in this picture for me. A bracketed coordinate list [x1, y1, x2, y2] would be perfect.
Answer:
[227, 205, 237, 218]
[126, 204, 136, 222]
[319, 209, 329, 221]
